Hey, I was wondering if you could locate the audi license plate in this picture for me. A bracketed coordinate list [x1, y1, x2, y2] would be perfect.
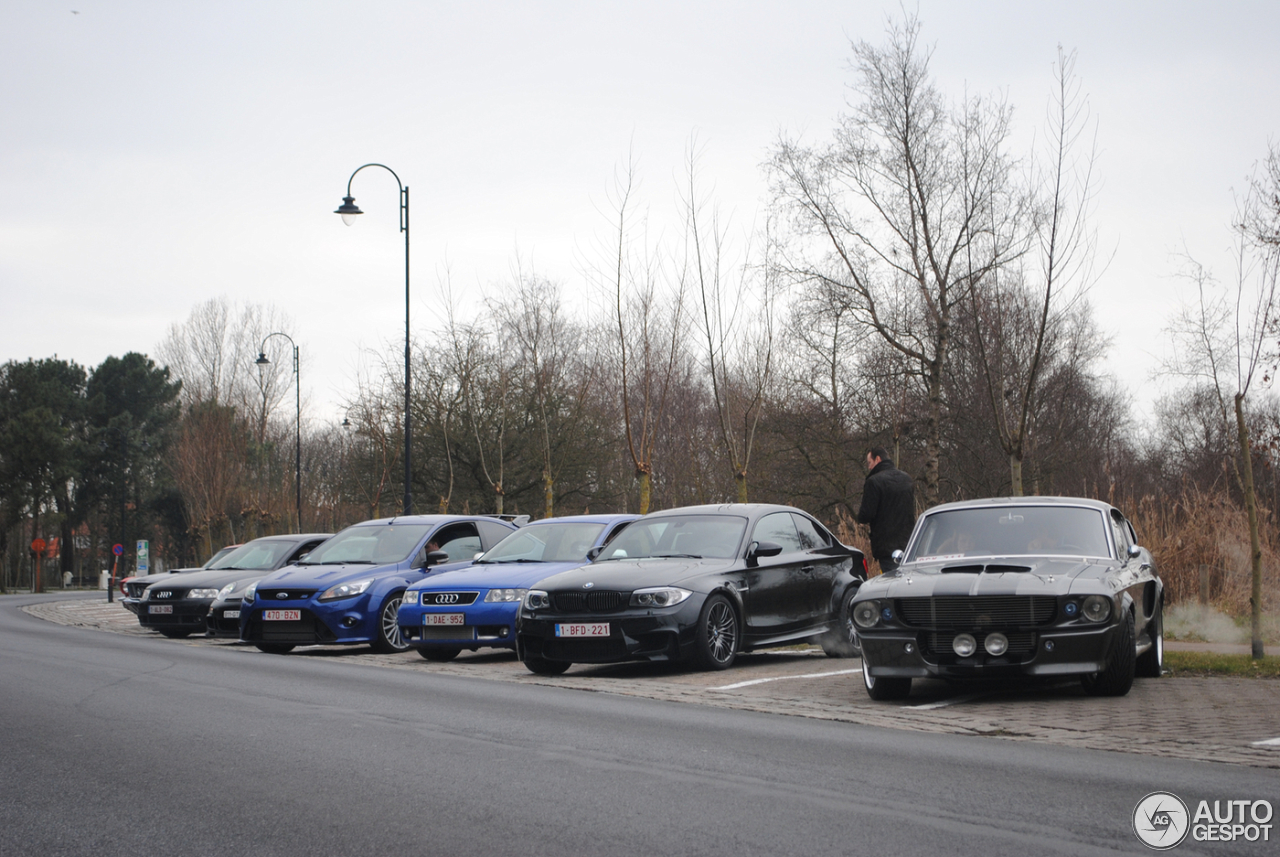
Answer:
[224, 610, 240, 619]
[424, 613, 465, 626]
[555, 623, 609, 638]
[263, 610, 301, 621]
[148, 605, 173, 614]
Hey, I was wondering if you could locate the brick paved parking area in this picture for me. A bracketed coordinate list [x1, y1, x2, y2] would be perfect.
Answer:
[27, 598, 1280, 769]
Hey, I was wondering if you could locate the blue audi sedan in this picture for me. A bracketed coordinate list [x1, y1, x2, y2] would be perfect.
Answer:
[398, 514, 637, 661]
[239, 515, 518, 654]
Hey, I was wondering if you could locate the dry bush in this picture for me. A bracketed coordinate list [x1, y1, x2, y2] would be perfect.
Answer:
[830, 507, 876, 576]
[1125, 486, 1279, 618]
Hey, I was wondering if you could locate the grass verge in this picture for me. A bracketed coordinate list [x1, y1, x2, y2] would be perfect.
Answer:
[1163, 651, 1280, 678]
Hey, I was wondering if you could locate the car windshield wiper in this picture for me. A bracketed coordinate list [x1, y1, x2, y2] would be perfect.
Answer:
[651, 553, 703, 559]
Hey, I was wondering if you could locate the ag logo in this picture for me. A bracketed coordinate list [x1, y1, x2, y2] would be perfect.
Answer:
[1133, 791, 1190, 850]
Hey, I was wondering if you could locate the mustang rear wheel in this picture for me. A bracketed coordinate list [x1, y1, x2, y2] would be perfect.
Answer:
[418, 647, 461, 662]
[255, 643, 295, 654]
[692, 594, 739, 671]
[822, 590, 862, 658]
[371, 592, 409, 654]
[1081, 609, 1135, 696]
[1135, 598, 1164, 678]
[861, 657, 911, 701]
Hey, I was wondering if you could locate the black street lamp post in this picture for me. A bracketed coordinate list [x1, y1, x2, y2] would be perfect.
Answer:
[255, 333, 302, 531]
[335, 164, 413, 515]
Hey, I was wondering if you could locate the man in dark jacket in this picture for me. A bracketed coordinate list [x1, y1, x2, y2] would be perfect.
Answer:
[856, 447, 916, 573]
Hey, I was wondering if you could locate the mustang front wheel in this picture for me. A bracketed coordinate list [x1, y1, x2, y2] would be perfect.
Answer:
[372, 592, 409, 654]
[1081, 610, 1135, 696]
[1135, 598, 1164, 678]
[862, 657, 911, 701]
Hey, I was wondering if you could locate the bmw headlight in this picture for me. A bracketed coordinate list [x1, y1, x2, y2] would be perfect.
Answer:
[852, 600, 881, 629]
[187, 588, 219, 599]
[242, 582, 257, 603]
[1081, 594, 1112, 623]
[319, 579, 373, 602]
[524, 590, 551, 610]
[402, 590, 419, 606]
[629, 587, 692, 608]
[485, 588, 528, 603]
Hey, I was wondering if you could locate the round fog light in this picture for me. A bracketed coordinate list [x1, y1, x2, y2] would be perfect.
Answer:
[904, 642, 915, 654]
[984, 632, 1009, 656]
[952, 633, 977, 657]
[1044, 640, 1055, 651]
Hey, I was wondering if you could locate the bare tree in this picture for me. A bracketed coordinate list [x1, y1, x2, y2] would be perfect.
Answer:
[770, 13, 1025, 505]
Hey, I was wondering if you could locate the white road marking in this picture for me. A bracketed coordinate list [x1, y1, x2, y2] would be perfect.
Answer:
[1251, 737, 1280, 746]
[905, 693, 987, 710]
[711, 668, 862, 691]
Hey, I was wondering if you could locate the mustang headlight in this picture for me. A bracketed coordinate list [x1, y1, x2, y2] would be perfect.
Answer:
[187, 588, 219, 599]
[1081, 594, 1112, 623]
[852, 600, 881, 629]
[630, 587, 692, 608]
[485, 588, 529, 603]
[524, 590, 551, 610]
[242, 582, 257, 603]
[319, 579, 373, 602]
[402, 590, 419, 606]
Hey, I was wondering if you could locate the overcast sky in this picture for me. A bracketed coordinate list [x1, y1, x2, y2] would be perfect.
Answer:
[3, 1, 1278, 429]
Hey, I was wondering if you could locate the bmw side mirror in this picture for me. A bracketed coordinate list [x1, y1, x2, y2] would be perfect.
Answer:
[747, 541, 783, 567]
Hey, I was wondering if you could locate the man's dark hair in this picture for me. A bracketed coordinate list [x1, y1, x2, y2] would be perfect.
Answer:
[867, 446, 890, 462]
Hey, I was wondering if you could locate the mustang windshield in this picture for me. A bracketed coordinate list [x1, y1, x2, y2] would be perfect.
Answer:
[596, 515, 746, 561]
[479, 522, 606, 563]
[300, 523, 432, 566]
[907, 506, 1111, 562]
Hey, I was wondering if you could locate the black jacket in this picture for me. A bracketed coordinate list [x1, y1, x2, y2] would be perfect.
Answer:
[856, 459, 916, 560]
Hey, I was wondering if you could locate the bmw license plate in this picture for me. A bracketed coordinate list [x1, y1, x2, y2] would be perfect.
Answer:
[224, 610, 240, 619]
[555, 623, 609, 638]
[424, 613, 465, 626]
[263, 610, 301, 621]
[148, 605, 173, 614]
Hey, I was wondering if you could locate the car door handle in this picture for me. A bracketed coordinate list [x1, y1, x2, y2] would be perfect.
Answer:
[801, 565, 815, 573]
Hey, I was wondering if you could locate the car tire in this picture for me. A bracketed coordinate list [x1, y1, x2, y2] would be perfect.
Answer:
[821, 590, 862, 658]
[1135, 598, 1164, 679]
[522, 654, 571, 676]
[255, 643, 295, 654]
[371, 592, 410, 654]
[691, 593, 739, 671]
[158, 628, 192, 639]
[418, 647, 461, 662]
[861, 656, 911, 701]
[1081, 609, 1136, 696]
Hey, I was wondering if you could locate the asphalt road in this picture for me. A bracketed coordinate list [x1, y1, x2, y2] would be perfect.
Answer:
[2, 593, 1275, 856]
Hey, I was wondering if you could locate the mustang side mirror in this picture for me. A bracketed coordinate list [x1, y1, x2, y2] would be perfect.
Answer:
[1127, 544, 1142, 560]
[423, 550, 450, 568]
[891, 549, 904, 563]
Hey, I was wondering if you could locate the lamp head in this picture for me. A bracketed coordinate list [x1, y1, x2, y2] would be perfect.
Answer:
[255, 352, 270, 366]
[334, 196, 363, 226]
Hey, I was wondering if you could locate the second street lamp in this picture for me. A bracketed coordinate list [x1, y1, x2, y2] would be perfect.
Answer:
[255, 333, 302, 532]
[335, 163, 413, 515]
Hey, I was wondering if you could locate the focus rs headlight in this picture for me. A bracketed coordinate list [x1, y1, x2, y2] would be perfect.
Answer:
[319, 579, 373, 602]
[629, 587, 692, 608]
[853, 600, 881, 629]
[1081, 594, 1112, 623]
[242, 582, 257, 603]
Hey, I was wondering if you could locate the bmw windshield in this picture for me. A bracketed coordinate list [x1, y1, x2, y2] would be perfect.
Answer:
[595, 515, 746, 561]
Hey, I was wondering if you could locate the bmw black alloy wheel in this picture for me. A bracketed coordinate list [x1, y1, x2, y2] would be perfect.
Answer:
[694, 594, 738, 670]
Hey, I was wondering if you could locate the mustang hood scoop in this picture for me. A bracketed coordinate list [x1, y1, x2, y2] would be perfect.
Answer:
[941, 563, 1032, 574]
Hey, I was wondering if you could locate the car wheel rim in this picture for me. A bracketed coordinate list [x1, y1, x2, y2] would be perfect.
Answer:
[862, 657, 875, 689]
[844, 597, 857, 644]
[383, 596, 405, 649]
[706, 601, 737, 664]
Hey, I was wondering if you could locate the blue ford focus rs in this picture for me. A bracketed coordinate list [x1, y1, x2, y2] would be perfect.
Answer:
[398, 514, 637, 661]
[239, 515, 518, 654]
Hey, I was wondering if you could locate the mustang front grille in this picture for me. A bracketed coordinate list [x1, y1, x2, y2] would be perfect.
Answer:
[895, 596, 1056, 628]
[551, 591, 627, 613]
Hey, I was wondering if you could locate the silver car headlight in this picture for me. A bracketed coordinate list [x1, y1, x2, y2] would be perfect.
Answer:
[187, 588, 219, 599]
[629, 587, 692, 608]
[242, 582, 257, 603]
[319, 579, 373, 602]
[402, 590, 419, 606]
[524, 590, 551, 610]
[853, 600, 881, 629]
[1082, 594, 1112, 623]
[485, 588, 528, 603]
